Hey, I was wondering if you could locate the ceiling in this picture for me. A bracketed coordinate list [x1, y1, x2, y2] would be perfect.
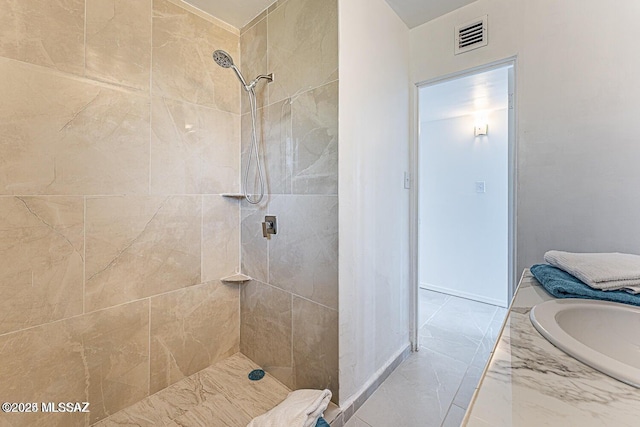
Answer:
[182, 0, 275, 29]
[385, 0, 478, 28]
[183, 0, 477, 30]
[419, 67, 510, 123]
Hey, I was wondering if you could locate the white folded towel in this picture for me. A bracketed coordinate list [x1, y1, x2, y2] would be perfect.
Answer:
[247, 389, 332, 427]
[544, 251, 640, 293]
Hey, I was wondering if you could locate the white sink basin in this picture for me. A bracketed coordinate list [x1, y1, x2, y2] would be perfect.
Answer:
[530, 299, 640, 388]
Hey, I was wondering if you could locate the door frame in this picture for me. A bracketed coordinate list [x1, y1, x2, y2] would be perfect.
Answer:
[409, 57, 518, 351]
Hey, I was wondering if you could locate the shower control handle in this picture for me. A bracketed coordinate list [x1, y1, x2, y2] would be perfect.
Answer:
[262, 216, 277, 238]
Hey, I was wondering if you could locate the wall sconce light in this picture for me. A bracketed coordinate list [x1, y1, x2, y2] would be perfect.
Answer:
[474, 124, 488, 136]
[474, 111, 489, 136]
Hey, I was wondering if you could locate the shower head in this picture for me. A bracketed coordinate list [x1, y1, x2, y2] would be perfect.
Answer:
[213, 50, 234, 68]
[212, 49, 250, 89]
[213, 49, 273, 92]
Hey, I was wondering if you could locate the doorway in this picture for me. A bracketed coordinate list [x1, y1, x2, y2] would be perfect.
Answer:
[405, 60, 516, 418]
[412, 60, 516, 350]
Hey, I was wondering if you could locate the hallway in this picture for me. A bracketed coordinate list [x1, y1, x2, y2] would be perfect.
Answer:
[345, 291, 507, 426]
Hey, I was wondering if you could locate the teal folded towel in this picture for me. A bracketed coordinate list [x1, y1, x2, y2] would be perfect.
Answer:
[531, 264, 640, 307]
[316, 418, 330, 427]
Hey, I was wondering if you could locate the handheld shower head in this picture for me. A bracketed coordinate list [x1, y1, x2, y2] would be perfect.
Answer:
[212, 48, 273, 205]
[213, 50, 234, 68]
[212, 50, 273, 92]
[212, 50, 250, 88]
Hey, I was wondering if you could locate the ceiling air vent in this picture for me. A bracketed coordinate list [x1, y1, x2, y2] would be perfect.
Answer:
[455, 15, 488, 55]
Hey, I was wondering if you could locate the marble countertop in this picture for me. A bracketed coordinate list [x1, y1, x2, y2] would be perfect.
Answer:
[463, 270, 640, 427]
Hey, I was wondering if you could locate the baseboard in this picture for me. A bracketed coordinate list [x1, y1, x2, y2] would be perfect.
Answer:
[338, 344, 411, 425]
[419, 282, 507, 308]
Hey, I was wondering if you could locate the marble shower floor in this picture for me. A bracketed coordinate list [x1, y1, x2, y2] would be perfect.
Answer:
[95, 353, 340, 427]
[345, 290, 507, 427]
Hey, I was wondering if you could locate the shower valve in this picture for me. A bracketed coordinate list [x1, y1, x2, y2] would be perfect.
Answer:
[262, 216, 277, 238]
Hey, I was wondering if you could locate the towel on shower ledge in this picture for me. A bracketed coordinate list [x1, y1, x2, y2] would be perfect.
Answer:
[247, 389, 332, 427]
[544, 250, 640, 293]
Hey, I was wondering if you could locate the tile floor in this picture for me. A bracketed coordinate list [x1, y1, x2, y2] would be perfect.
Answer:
[94, 291, 505, 427]
[345, 290, 507, 427]
[94, 353, 341, 426]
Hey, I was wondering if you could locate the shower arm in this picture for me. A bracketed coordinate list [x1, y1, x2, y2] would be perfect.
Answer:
[244, 73, 274, 91]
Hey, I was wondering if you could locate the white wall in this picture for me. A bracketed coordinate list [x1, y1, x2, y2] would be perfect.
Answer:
[419, 109, 509, 307]
[338, 0, 411, 407]
[411, 0, 640, 277]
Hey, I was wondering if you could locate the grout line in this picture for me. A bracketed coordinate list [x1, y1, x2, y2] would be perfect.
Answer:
[355, 416, 374, 427]
[83, 196, 86, 314]
[0, 193, 261, 198]
[158, 91, 242, 116]
[266, 79, 339, 112]
[2, 56, 148, 96]
[149, 0, 153, 196]
[0, 282, 215, 339]
[266, 213, 270, 284]
[83, 0, 87, 74]
[251, 278, 338, 312]
[440, 403, 457, 427]
[148, 298, 152, 396]
[290, 292, 294, 380]
[237, 199, 242, 274]
[266, 9, 270, 107]
[201, 195, 204, 282]
[149, 0, 153, 97]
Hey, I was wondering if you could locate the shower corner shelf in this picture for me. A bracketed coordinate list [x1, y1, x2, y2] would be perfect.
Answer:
[221, 273, 252, 284]
[221, 193, 245, 199]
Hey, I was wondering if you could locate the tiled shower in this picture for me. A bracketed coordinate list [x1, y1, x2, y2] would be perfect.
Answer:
[0, 0, 338, 425]
[239, 0, 339, 399]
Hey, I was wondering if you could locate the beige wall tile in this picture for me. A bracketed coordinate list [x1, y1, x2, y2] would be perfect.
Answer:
[291, 81, 339, 194]
[150, 282, 240, 394]
[150, 96, 240, 195]
[267, 0, 338, 104]
[77, 301, 151, 423]
[240, 65, 338, 198]
[0, 197, 83, 335]
[240, 17, 268, 114]
[0, 58, 150, 195]
[240, 280, 293, 388]
[242, 101, 293, 196]
[85, 196, 201, 312]
[292, 296, 339, 401]
[203, 196, 240, 282]
[0, 0, 84, 75]
[0, 300, 149, 426]
[240, 199, 269, 284]
[86, 0, 152, 90]
[152, 0, 240, 113]
[269, 195, 338, 309]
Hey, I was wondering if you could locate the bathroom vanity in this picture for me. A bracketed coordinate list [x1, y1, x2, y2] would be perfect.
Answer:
[463, 270, 640, 426]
